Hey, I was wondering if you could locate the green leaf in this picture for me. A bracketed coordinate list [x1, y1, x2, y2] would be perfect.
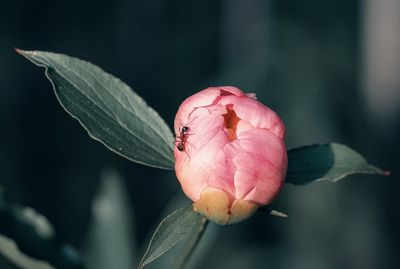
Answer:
[83, 169, 136, 269]
[0, 234, 55, 269]
[285, 143, 388, 185]
[257, 207, 288, 218]
[17, 49, 175, 170]
[0, 186, 83, 269]
[139, 206, 206, 269]
[168, 216, 208, 269]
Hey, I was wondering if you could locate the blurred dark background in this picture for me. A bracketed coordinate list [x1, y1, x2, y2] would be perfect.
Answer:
[1, 0, 399, 268]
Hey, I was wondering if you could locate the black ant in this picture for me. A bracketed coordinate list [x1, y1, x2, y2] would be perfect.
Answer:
[175, 117, 197, 153]
[176, 126, 190, 152]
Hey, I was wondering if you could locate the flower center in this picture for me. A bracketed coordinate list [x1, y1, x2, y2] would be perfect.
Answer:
[223, 106, 240, 141]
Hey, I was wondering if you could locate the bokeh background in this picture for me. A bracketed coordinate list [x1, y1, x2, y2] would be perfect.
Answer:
[1, 0, 399, 268]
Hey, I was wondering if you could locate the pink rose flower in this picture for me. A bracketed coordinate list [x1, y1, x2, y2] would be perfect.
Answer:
[174, 86, 287, 225]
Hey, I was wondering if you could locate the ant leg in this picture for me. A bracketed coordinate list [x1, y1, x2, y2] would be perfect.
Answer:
[186, 116, 198, 126]
[186, 140, 197, 150]
[183, 147, 191, 160]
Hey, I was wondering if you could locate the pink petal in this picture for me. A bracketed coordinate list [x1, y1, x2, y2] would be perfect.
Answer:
[174, 86, 244, 135]
[219, 95, 285, 138]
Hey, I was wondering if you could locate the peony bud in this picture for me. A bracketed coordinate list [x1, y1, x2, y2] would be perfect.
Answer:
[174, 86, 287, 225]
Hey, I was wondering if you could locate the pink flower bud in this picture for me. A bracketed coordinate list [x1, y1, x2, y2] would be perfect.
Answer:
[174, 86, 287, 225]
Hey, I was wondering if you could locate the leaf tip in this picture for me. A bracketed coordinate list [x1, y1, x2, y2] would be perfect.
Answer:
[257, 207, 288, 218]
[383, 170, 391, 176]
[269, 210, 288, 218]
[15, 48, 26, 55]
[15, 48, 35, 59]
